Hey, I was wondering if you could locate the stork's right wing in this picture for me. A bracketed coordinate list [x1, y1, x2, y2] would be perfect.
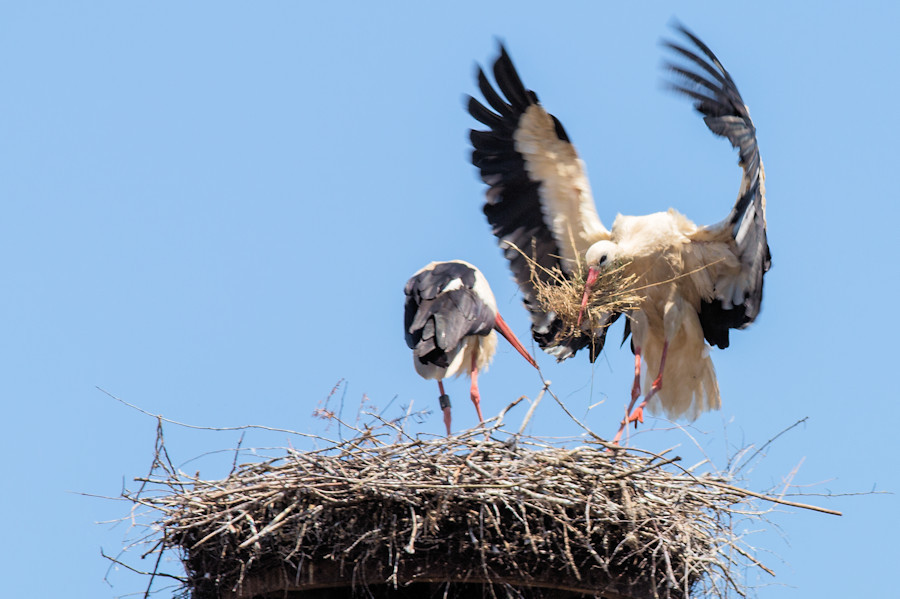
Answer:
[467, 44, 610, 360]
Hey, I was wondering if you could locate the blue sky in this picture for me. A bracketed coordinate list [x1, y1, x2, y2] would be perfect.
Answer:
[1, 2, 897, 596]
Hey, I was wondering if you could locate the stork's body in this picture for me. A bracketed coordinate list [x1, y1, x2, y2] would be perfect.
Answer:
[467, 26, 770, 442]
[592, 209, 741, 425]
[404, 260, 538, 433]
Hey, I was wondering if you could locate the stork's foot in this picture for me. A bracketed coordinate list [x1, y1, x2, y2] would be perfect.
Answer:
[629, 377, 661, 428]
[611, 398, 648, 445]
[627, 404, 645, 427]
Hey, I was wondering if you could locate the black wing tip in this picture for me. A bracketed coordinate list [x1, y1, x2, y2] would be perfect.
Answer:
[492, 36, 509, 56]
[667, 19, 699, 45]
[472, 62, 487, 83]
[476, 37, 510, 73]
[658, 19, 690, 53]
[665, 19, 716, 61]
[661, 22, 728, 78]
[666, 16, 687, 32]
[661, 22, 753, 127]
[496, 43, 518, 76]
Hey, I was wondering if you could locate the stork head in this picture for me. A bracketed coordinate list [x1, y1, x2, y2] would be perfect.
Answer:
[577, 241, 619, 327]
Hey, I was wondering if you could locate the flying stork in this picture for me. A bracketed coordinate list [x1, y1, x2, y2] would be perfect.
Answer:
[467, 25, 770, 443]
[404, 260, 539, 434]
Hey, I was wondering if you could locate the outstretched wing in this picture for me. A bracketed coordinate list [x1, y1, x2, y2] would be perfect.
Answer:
[665, 24, 771, 348]
[404, 261, 496, 367]
[468, 44, 609, 360]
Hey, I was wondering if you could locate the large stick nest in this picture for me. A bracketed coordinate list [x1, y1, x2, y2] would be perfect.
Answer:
[124, 403, 789, 599]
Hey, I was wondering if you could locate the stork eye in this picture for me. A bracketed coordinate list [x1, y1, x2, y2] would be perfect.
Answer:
[597, 255, 608, 267]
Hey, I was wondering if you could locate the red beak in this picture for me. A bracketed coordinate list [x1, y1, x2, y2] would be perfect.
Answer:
[577, 267, 600, 327]
[493, 313, 539, 370]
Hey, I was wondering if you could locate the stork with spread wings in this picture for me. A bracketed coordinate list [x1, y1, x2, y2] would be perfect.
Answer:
[467, 24, 770, 443]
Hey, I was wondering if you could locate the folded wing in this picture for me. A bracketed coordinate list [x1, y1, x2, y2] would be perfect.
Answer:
[404, 262, 496, 367]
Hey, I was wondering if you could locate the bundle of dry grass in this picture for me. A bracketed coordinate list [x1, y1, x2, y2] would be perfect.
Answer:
[509, 242, 641, 345]
[120, 394, 835, 599]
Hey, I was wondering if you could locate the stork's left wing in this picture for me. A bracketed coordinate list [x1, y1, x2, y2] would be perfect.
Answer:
[665, 25, 771, 349]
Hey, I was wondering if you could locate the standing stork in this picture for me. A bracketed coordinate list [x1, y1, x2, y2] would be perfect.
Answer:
[467, 25, 770, 443]
[404, 260, 539, 434]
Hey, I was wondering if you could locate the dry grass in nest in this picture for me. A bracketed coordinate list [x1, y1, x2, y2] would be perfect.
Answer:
[113, 387, 842, 599]
[509, 242, 641, 342]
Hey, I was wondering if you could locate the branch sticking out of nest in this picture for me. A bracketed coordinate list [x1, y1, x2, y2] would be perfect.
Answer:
[507, 241, 641, 340]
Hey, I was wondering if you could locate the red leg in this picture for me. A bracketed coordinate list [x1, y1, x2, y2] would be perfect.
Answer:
[612, 347, 643, 445]
[631, 350, 642, 402]
[438, 380, 451, 435]
[627, 340, 669, 428]
[469, 351, 485, 425]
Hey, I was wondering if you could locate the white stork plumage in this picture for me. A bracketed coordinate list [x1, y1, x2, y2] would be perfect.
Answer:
[467, 25, 770, 443]
[404, 260, 539, 434]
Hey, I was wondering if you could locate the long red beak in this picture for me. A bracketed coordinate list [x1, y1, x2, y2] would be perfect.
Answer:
[493, 313, 539, 370]
[577, 267, 600, 327]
